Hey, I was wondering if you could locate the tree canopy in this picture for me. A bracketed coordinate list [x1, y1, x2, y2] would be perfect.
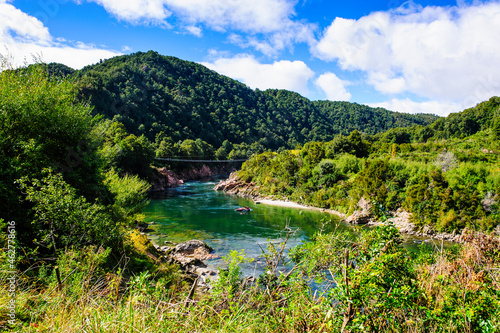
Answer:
[65, 51, 438, 152]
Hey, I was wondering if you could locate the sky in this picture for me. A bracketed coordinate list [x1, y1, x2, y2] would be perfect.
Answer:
[1, 0, 500, 116]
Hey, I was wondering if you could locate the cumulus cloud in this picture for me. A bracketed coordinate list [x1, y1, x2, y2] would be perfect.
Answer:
[0, 2, 120, 69]
[315, 72, 351, 101]
[314, 2, 500, 107]
[369, 98, 463, 117]
[80, 0, 316, 55]
[202, 54, 315, 97]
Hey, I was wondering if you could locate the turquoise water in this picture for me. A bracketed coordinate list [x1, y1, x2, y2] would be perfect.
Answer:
[143, 179, 433, 275]
[143, 180, 347, 275]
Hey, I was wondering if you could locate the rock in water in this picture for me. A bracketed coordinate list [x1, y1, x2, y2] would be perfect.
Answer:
[172, 240, 215, 258]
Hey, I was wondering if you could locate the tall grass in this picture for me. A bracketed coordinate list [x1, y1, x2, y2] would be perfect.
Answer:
[1, 229, 499, 332]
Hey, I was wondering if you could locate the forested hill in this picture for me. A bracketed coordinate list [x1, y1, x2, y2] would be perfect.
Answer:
[313, 100, 439, 137]
[62, 51, 437, 150]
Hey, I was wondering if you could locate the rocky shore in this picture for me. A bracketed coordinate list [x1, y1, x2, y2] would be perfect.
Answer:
[153, 239, 219, 290]
[214, 173, 472, 243]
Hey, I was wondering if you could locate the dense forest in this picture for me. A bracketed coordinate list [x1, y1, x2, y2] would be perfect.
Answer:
[1, 54, 499, 332]
[48, 51, 438, 159]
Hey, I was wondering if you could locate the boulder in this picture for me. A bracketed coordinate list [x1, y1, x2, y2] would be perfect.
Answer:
[169, 255, 207, 270]
[172, 239, 214, 258]
[345, 210, 372, 224]
[345, 197, 372, 224]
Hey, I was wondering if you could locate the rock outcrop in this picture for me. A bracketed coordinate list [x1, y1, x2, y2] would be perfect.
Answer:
[150, 167, 184, 192]
[344, 198, 465, 242]
[155, 239, 219, 289]
[177, 165, 236, 181]
[214, 172, 261, 199]
[151, 165, 239, 192]
[345, 197, 372, 224]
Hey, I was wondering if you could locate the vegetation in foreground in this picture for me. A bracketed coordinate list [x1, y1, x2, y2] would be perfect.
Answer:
[2, 222, 499, 332]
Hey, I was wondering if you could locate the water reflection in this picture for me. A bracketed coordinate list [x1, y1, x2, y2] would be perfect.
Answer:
[144, 180, 345, 275]
[143, 180, 449, 276]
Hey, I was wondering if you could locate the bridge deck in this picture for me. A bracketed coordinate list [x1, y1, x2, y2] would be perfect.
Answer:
[155, 157, 247, 163]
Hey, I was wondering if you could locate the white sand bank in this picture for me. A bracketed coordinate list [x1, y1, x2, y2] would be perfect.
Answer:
[256, 199, 346, 218]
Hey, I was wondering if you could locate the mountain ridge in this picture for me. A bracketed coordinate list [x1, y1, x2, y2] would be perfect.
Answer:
[46, 51, 439, 150]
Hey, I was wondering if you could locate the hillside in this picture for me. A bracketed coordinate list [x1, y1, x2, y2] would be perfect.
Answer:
[229, 98, 500, 234]
[67, 51, 438, 151]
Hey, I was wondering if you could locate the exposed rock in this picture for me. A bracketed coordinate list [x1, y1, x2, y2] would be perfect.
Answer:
[151, 165, 237, 192]
[150, 167, 184, 191]
[169, 254, 207, 269]
[158, 245, 172, 254]
[214, 172, 261, 200]
[345, 197, 372, 224]
[357, 197, 371, 212]
[349, 201, 465, 242]
[386, 209, 415, 234]
[177, 164, 237, 181]
[345, 210, 372, 224]
[173, 240, 214, 256]
[195, 267, 217, 277]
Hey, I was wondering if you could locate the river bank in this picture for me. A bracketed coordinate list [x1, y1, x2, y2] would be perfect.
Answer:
[214, 173, 467, 243]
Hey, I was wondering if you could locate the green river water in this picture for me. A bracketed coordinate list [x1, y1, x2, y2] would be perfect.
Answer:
[143, 179, 427, 276]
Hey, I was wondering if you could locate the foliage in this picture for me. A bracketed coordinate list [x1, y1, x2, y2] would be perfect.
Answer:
[0, 63, 109, 250]
[104, 169, 151, 224]
[18, 170, 119, 252]
[69, 51, 437, 155]
[236, 114, 500, 232]
[95, 120, 155, 179]
[3, 52, 500, 333]
[212, 250, 253, 297]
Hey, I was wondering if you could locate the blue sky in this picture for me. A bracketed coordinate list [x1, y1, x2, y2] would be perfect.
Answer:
[1, 0, 500, 116]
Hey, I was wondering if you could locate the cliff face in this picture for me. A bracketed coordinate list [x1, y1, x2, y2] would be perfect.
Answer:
[175, 164, 235, 181]
[150, 167, 184, 192]
[213, 172, 260, 199]
[151, 165, 237, 192]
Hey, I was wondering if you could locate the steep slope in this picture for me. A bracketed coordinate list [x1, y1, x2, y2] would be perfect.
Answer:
[70, 50, 439, 149]
[228, 97, 500, 234]
[313, 100, 439, 135]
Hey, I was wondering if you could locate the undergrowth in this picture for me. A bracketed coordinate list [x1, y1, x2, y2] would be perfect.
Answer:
[2, 225, 499, 332]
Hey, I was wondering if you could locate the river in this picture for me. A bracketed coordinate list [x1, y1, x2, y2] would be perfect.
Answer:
[143, 179, 427, 276]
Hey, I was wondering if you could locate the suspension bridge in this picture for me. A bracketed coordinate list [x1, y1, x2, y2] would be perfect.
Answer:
[155, 157, 248, 163]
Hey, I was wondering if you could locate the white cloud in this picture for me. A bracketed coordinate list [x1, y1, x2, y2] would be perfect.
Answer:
[0, 2, 120, 69]
[314, 2, 500, 108]
[0, 2, 51, 44]
[369, 98, 462, 117]
[80, 0, 316, 55]
[164, 0, 295, 33]
[82, 0, 171, 23]
[202, 54, 315, 97]
[84, 0, 294, 32]
[185, 26, 202, 37]
[315, 72, 351, 101]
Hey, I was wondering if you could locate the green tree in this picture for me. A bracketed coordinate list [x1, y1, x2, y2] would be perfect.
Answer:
[0, 64, 107, 248]
[215, 140, 233, 160]
[18, 170, 118, 252]
[104, 169, 151, 224]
